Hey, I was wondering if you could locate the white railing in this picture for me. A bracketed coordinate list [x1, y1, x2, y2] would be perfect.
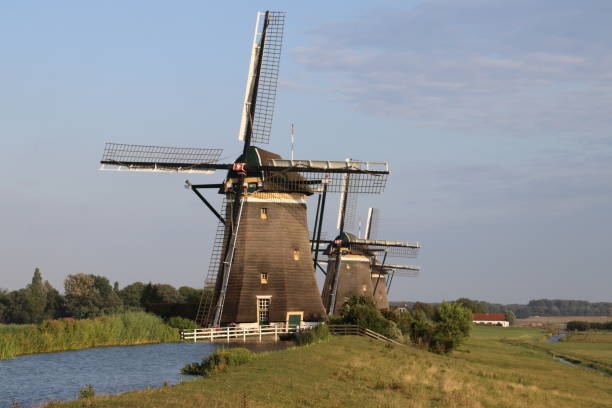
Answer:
[181, 325, 299, 343]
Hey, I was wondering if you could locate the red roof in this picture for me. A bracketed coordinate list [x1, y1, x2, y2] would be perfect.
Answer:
[472, 313, 506, 321]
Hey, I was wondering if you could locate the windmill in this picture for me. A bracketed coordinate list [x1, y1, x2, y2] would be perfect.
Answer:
[99, 11, 390, 328]
[317, 203, 420, 314]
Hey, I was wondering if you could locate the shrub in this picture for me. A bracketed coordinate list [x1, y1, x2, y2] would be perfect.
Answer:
[293, 324, 332, 346]
[566, 321, 590, 331]
[344, 304, 398, 339]
[429, 302, 472, 354]
[166, 316, 197, 330]
[78, 384, 95, 399]
[398, 302, 472, 354]
[181, 348, 254, 376]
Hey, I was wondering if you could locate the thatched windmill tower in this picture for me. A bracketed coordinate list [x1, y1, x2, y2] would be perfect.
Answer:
[100, 11, 390, 328]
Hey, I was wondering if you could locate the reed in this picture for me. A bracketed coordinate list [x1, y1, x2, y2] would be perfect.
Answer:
[0, 312, 179, 359]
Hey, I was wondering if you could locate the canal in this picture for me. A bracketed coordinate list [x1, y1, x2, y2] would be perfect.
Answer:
[0, 342, 221, 407]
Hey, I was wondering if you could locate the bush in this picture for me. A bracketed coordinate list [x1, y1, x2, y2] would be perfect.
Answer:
[397, 302, 472, 354]
[345, 304, 398, 339]
[78, 384, 95, 399]
[293, 324, 332, 346]
[566, 321, 590, 331]
[166, 316, 197, 330]
[338, 296, 400, 340]
[429, 302, 472, 354]
[181, 348, 254, 376]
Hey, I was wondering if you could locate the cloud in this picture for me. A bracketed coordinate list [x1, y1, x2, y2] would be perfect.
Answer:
[290, 0, 612, 136]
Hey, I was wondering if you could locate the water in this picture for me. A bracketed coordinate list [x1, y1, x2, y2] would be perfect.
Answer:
[0, 342, 220, 408]
[554, 356, 576, 366]
[547, 333, 566, 342]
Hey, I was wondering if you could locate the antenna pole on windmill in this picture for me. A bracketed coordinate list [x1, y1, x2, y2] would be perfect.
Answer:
[290, 123, 295, 161]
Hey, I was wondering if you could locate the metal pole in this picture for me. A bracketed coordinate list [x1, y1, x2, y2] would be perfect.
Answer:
[311, 193, 322, 252]
[192, 188, 226, 225]
[329, 177, 350, 315]
[313, 183, 328, 268]
[387, 270, 396, 292]
[373, 249, 388, 298]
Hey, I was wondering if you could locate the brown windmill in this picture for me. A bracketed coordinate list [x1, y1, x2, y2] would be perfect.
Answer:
[100, 11, 390, 328]
[317, 201, 420, 314]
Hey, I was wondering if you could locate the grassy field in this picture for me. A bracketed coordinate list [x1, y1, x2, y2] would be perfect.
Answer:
[515, 316, 612, 328]
[46, 326, 612, 408]
[0, 312, 179, 359]
[538, 331, 612, 371]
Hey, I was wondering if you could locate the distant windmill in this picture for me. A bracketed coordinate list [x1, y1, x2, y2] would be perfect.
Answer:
[316, 203, 420, 314]
[100, 11, 390, 328]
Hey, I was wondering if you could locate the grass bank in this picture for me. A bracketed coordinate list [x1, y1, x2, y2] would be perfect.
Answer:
[511, 330, 612, 374]
[47, 326, 611, 407]
[0, 312, 179, 359]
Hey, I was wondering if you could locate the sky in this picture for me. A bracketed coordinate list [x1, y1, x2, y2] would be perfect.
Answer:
[1, 0, 611, 304]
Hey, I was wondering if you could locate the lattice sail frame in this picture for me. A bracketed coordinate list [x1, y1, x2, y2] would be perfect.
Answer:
[100, 143, 223, 174]
[264, 159, 389, 194]
[239, 11, 286, 145]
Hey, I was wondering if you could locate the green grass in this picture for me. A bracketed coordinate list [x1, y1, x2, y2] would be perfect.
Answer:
[0, 312, 179, 359]
[45, 326, 612, 408]
[538, 331, 612, 370]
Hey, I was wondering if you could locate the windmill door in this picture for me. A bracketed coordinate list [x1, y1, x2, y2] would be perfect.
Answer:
[287, 312, 303, 328]
[257, 297, 270, 325]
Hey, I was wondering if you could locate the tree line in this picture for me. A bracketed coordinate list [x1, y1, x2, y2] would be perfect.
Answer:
[0, 268, 206, 324]
[391, 297, 612, 318]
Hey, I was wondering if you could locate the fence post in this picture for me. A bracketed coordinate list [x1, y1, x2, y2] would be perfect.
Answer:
[193, 329, 196, 343]
[243, 327, 246, 342]
[210, 328, 213, 342]
[259, 326, 262, 342]
[274, 325, 278, 341]
[226, 327, 230, 342]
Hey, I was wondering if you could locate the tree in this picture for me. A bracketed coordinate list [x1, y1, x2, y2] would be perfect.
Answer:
[504, 310, 516, 326]
[119, 282, 146, 308]
[412, 302, 434, 319]
[28, 268, 48, 322]
[430, 302, 472, 354]
[140, 283, 179, 304]
[0, 289, 9, 323]
[454, 298, 487, 313]
[3, 268, 61, 323]
[178, 286, 203, 303]
[64, 273, 123, 318]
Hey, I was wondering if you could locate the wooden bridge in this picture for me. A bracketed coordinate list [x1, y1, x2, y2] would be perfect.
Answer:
[181, 324, 402, 346]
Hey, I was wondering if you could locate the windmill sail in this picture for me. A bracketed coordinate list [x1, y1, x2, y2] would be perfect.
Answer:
[239, 11, 286, 145]
[100, 143, 223, 174]
[365, 207, 379, 240]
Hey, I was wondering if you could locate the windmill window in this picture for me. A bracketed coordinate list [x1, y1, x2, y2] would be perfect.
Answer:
[260, 272, 268, 284]
[293, 249, 300, 260]
[362, 284, 368, 292]
[260, 208, 268, 219]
